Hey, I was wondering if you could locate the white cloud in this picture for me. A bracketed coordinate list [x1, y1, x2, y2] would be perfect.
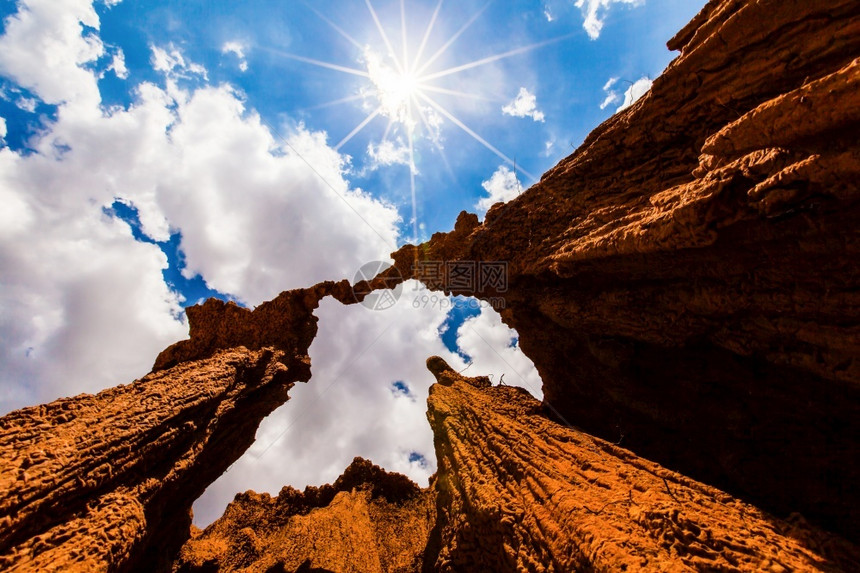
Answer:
[221, 41, 248, 72]
[600, 76, 621, 109]
[366, 138, 411, 170]
[0, 2, 401, 413]
[544, 8, 555, 22]
[0, 0, 105, 107]
[599, 75, 651, 112]
[151, 44, 208, 80]
[107, 48, 128, 79]
[0, 117, 6, 140]
[16, 96, 38, 112]
[456, 306, 543, 399]
[617, 76, 652, 111]
[193, 283, 467, 525]
[502, 87, 545, 122]
[477, 165, 522, 213]
[575, 0, 644, 39]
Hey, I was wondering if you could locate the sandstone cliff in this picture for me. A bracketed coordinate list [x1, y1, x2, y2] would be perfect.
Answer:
[174, 458, 435, 573]
[389, 0, 860, 542]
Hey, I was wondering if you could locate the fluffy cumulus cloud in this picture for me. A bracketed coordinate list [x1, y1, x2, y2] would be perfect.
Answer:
[600, 75, 652, 112]
[476, 165, 522, 213]
[0, 116, 6, 140]
[106, 48, 128, 79]
[221, 41, 248, 72]
[456, 307, 543, 399]
[617, 76, 652, 111]
[194, 291, 543, 526]
[366, 138, 411, 170]
[0, 0, 400, 411]
[575, 0, 644, 39]
[0, 0, 105, 107]
[502, 87, 545, 122]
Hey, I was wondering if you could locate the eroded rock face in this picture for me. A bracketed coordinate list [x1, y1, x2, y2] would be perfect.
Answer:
[424, 357, 860, 572]
[173, 458, 435, 573]
[0, 282, 348, 572]
[390, 0, 860, 540]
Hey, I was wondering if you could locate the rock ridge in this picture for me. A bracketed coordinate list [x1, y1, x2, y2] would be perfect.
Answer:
[0, 280, 358, 572]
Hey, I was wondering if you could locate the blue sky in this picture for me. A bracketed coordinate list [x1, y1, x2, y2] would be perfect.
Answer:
[0, 0, 704, 525]
[3, 0, 700, 243]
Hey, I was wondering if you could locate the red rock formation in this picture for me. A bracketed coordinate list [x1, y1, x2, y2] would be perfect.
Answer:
[168, 358, 860, 572]
[1, 1, 858, 571]
[424, 357, 860, 572]
[389, 0, 860, 541]
[0, 282, 354, 572]
[173, 458, 435, 573]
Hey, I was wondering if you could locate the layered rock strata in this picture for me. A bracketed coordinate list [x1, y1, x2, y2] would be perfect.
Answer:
[388, 0, 860, 540]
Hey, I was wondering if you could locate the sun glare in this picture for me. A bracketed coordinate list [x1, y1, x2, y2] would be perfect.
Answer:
[364, 48, 418, 129]
[279, 0, 568, 241]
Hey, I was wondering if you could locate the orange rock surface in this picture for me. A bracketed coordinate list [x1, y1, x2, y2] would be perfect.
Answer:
[424, 357, 860, 572]
[173, 458, 435, 573]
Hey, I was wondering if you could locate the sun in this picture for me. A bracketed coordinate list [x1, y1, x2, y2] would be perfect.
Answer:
[269, 0, 570, 241]
[363, 48, 419, 130]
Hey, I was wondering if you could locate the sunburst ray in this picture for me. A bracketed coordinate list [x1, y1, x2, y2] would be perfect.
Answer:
[336, 105, 383, 150]
[419, 34, 574, 82]
[263, 48, 369, 78]
[414, 0, 493, 77]
[300, 1, 364, 51]
[413, 0, 444, 72]
[365, 0, 405, 75]
[417, 92, 536, 181]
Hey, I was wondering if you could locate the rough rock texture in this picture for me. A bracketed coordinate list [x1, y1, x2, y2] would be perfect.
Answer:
[390, 0, 860, 541]
[424, 357, 860, 572]
[173, 458, 435, 573]
[0, 282, 352, 572]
